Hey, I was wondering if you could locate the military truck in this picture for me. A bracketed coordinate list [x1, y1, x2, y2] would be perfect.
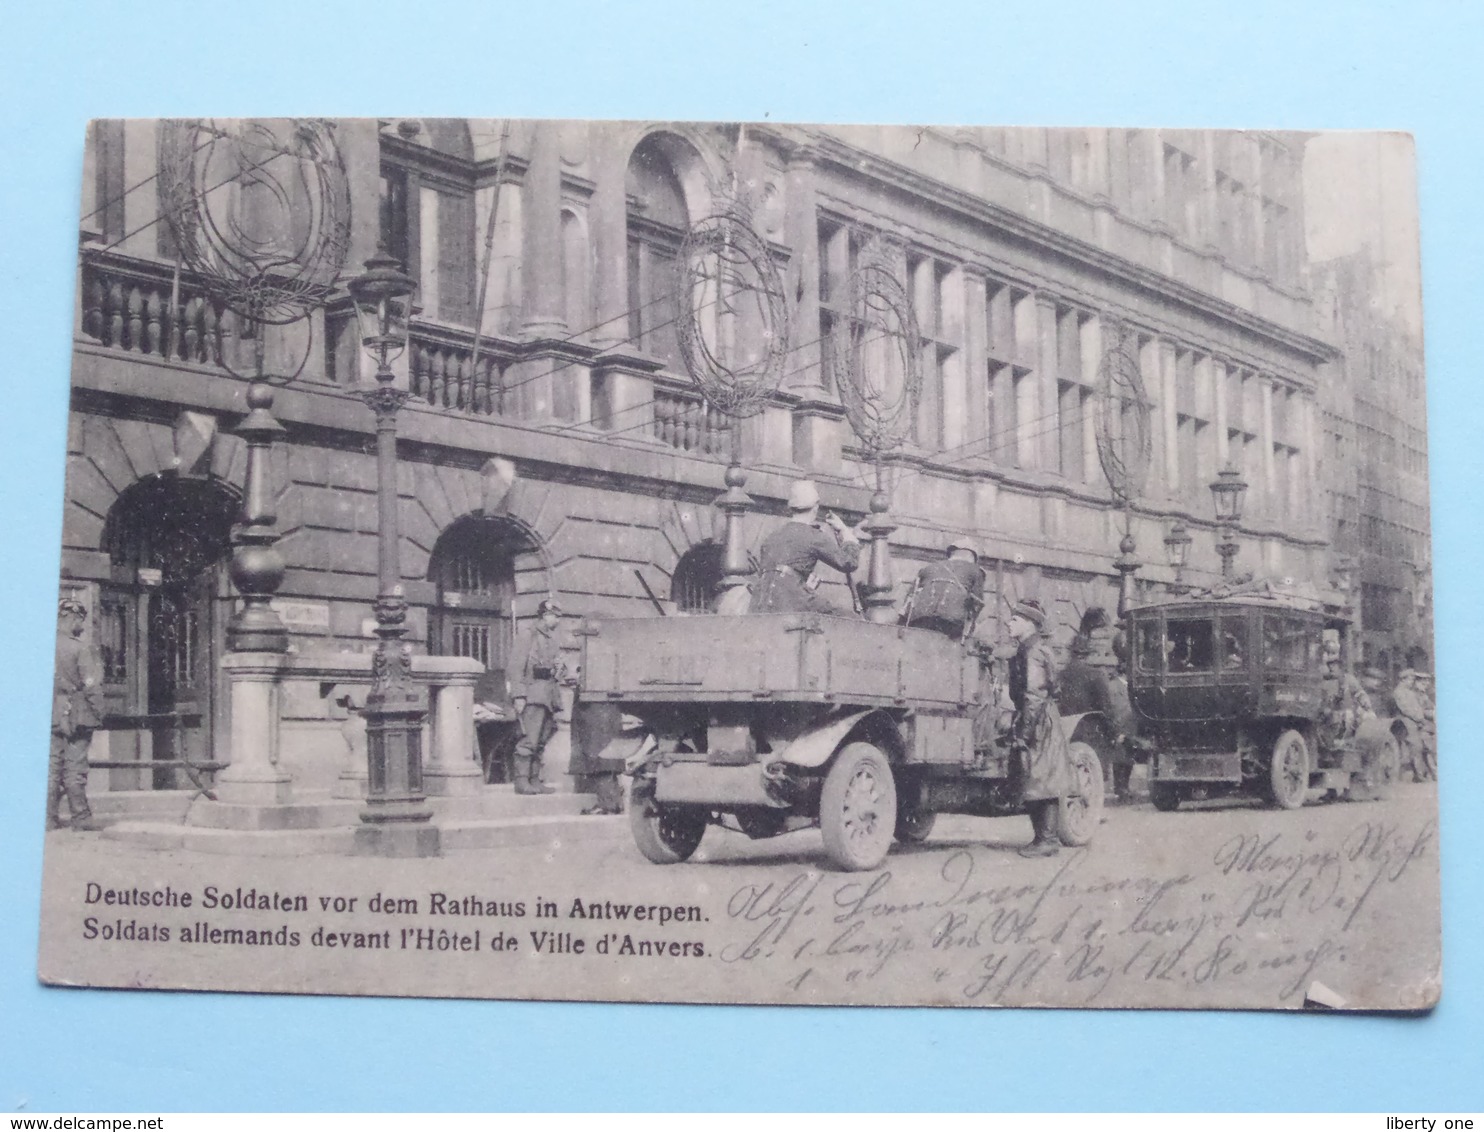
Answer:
[1125, 591, 1405, 811]
[575, 612, 1110, 871]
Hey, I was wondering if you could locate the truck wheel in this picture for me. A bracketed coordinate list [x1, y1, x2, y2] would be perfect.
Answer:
[1059, 740, 1105, 846]
[894, 805, 936, 844]
[1266, 729, 1311, 810]
[820, 742, 897, 871]
[629, 781, 707, 864]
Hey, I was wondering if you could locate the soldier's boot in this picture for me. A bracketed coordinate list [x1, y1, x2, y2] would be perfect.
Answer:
[526, 756, 557, 795]
[65, 777, 103, 831]
[1018, 801, 1061, 858]
[45, 766, 64, 831]
[512, 755, 538, 796]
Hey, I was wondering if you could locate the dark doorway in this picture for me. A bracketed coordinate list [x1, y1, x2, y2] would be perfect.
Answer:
[428, 516, 545, 782]
[101, 475, 238, 789]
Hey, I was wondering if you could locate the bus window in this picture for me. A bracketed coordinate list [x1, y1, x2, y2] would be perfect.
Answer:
[1166, 618, 1215, 672]
[1264, 615, 1312, 670]
[1136, 620, 1164, 673]
[1219, 619, 1246, 669]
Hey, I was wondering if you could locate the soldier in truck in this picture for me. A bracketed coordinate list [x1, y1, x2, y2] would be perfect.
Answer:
[750, 478, 862, 615]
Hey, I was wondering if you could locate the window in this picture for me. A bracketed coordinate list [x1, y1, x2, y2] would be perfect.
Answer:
[1219, 619, 1246, 670]
[1136, 620, 1164, 674]
[1263, 616, 1317, 671]
[671, 543, 725, 613]
[625, 136, 690, 370]
[379, 166, 411, 271]
[1166, 618, 1215, 672]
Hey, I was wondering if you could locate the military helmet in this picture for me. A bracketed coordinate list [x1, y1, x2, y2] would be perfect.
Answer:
[787, 479, 821, 513]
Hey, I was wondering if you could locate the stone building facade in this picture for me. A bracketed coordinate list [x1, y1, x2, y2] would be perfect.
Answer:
[64, 119, 1336, 791]
[1313, 251, 1431, 674]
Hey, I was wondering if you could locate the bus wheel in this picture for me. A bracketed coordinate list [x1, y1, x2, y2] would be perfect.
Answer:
[1059, 741, 1105, 846]
[1266, 729, 1311, 810]
[820, 742, 897, 871]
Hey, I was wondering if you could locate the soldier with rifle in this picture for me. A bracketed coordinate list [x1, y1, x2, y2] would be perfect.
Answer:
[750, 479, 862, 616]
[902, 539, 986, 641]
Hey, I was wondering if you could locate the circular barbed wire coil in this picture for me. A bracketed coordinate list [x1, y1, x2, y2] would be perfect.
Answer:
[831, 248, 922, 456]
[158, 118, 351, 327]
[674, 196, 791, 419]
[1093, 324, 1153, 505]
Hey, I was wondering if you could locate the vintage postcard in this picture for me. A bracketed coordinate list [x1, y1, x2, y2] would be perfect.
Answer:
[37, 119, 1438, 1010]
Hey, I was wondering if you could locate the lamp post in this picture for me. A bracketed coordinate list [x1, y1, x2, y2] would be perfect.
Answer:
[1208, 462, 1248, 579]
[347, 247, 438, 857]
[1113, 527, 1140, 621]
[1164, 520, 1192, 593]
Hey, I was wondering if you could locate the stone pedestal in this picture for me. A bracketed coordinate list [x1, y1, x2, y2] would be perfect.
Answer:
[421, 656, 486, 796]
[213, 653, 293, 805]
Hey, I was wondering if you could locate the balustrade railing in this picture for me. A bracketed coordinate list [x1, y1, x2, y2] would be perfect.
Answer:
[81, 251, 732, 459]
[652, 388, 731, 456]
[80, 250, 237, 367]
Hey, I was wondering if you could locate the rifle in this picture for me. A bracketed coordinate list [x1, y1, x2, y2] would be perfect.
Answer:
[634, 569, 667, 616]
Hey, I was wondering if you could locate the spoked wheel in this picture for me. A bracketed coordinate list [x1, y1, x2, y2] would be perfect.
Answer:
[1266, 729, 1311, 810]
[1149, 781, 1182, 812]
[629, 780, 707, 864]
[820, 742, 897, 871]
[1059, 740, 1105, 846]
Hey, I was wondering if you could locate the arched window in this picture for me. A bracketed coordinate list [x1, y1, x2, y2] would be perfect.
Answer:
[670, 542, 724, 613]
[560, 208, 592, 334]
[625, 135, 692, 369]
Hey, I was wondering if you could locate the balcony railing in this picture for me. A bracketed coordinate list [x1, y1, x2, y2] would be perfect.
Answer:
[652, 387, 731, 456]
[79, 250, 732, 462]
[80, 249, 236, 367]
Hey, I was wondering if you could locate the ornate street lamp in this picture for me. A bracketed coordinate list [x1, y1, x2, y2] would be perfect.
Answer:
[1164, 520, 1192, 592]
[1094, 323, 1152, 621]
[347, 247, 437, 856]
[1208, 461, 1248, 579]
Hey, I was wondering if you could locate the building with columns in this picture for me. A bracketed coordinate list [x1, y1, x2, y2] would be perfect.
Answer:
[64, 119, 1336, 796]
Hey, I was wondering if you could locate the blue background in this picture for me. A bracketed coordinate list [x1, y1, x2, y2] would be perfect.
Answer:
[2, 0, 1480, 1112]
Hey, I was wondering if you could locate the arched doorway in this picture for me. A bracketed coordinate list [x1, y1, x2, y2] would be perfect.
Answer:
[670, 541, 724, 613]
[100, 475, 238, 789]
[427, 515, 548, 783]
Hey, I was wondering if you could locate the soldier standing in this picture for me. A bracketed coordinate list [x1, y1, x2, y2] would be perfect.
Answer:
[1392, 668, 1435, 780]
[750, 479, 862, 615]
[509, 598, 571, 796]
[1322, 641, 1373, 741]
[1003, 598, 1068, 858]
[903, 539, 985, 640]
[50, 598, 105, 831]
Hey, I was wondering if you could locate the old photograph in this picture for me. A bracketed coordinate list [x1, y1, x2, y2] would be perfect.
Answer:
[37, 118, 1438, 1010]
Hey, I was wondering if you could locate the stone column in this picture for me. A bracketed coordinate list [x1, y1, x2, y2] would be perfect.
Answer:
[1036, 296, 1060, 473]
[521, 122, 566, 339]
[214, 653, 292, 805]
[419, 656, 486, 796]
[588, 130, 630, 351]
[782, 144, 841, 473]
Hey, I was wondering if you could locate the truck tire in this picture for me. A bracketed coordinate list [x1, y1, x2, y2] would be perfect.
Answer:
[894, 805, 937, 844]
[629, 781, 707, 864]
[1059, 740, 1105, 846]
[820, 741, 897, 871]
[1149, 781, 1182, 812]
[1266, 729, 1311, 810]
